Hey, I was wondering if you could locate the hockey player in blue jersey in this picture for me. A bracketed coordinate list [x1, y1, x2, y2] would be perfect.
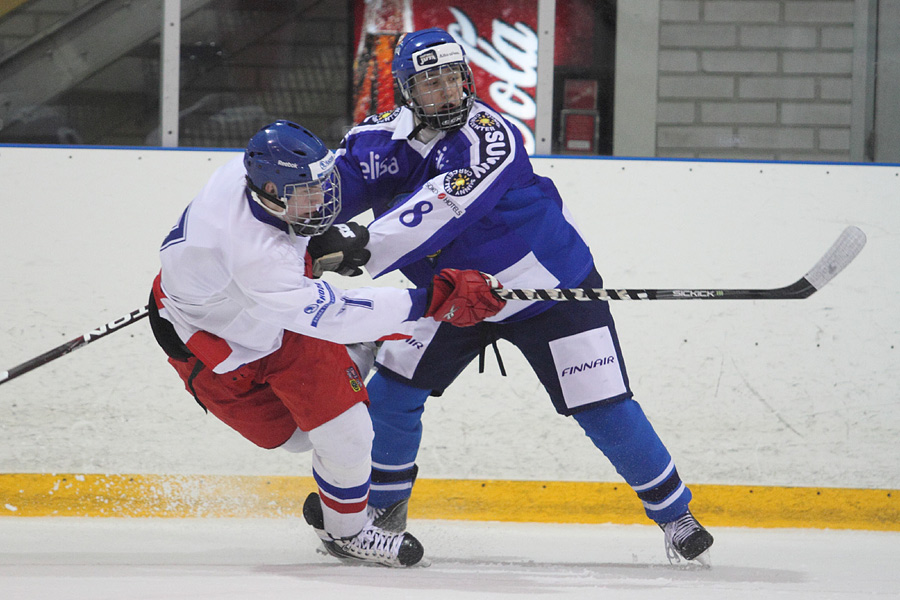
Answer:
[317, 27, 714, 564]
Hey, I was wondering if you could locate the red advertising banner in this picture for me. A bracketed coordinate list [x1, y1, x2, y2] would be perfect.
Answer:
[412, 0, 538, 153]
[351, 0, 411, 124]
[352, 0, 538, 153]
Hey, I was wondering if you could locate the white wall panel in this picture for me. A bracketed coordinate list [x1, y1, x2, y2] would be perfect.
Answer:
[1, 147, 896, 489]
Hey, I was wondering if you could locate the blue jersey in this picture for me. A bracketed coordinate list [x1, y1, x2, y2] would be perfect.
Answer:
[335, 100, 594, 322]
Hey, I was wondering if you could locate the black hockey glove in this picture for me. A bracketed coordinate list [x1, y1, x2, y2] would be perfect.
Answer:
[307, 222, 371, 278]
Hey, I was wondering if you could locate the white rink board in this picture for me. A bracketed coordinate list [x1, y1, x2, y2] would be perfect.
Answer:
[0, 147, 897, 489]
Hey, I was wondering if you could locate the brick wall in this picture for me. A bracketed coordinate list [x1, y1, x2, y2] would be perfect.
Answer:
[656, 0, 855, 160]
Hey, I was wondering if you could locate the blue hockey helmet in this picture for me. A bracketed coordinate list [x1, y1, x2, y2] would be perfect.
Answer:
[243, 120, 341, 236]
[392, 28, 475, 131]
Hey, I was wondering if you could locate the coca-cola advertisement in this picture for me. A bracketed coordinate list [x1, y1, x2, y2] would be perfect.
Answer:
[413, 1, 539, 153]
[352, 0, 539, 153]
[351, 0, 608, 155]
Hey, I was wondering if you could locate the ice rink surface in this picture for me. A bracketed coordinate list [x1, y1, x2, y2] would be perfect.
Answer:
[1, 517, 896, 600]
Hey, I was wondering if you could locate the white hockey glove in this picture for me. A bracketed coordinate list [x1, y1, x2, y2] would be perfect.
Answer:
[307, 222, 371, 278]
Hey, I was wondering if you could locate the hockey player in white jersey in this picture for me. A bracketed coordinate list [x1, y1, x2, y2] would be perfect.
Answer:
[148, 120, 506, 567]
[320, 28, 714, 564]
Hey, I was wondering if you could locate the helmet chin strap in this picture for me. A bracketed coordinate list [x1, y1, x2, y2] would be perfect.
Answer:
[246, 177, 332, 238]
[406, 90, 472, 138]
[245, 176, 286, 210]
[406, 119, 429, 141]
[246, 177, 304, 233]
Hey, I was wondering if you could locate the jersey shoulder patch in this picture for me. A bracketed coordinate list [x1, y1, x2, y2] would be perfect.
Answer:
[361, 108, 402, 126]
[469, 110, 501, 131]
[438, 107, 514, 200]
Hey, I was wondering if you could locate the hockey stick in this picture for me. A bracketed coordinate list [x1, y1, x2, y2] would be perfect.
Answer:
[0, 227, 865, 385]
[0, 305, 150, 387]
[496, 225, 866, 302]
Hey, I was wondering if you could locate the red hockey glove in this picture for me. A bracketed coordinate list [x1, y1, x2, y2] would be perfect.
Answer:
[425, 268, 506, 327]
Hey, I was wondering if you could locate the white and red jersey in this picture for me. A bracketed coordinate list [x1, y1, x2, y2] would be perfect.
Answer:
[156, 156, 423, 374]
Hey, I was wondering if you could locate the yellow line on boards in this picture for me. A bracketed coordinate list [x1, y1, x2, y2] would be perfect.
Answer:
[0, 474, 896, 531]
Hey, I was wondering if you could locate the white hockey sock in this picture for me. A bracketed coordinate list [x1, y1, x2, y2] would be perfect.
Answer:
[308, 402, 373, 539]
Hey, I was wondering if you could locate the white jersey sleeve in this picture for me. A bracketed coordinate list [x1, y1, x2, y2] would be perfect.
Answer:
[158, 156, 421, 374]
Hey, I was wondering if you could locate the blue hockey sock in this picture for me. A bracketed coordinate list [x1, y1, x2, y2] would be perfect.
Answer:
[573, 399, 692, 523]
[366, 371, 431, 508]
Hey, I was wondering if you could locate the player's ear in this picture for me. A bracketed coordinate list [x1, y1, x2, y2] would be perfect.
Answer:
[264, 182, 277, 195]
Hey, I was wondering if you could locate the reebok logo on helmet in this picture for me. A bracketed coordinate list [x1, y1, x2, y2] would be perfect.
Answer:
[277, 160, 298, 168]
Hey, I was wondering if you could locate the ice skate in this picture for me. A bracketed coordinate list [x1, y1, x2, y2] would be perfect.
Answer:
[303, 493, 424, 567]
[660, 510, 714, 566]
[368, 497, 409, 533]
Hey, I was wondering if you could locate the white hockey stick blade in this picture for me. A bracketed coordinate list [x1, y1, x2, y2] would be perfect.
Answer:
[802, 225, 866, 293]
[495, 226, 866, 302]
